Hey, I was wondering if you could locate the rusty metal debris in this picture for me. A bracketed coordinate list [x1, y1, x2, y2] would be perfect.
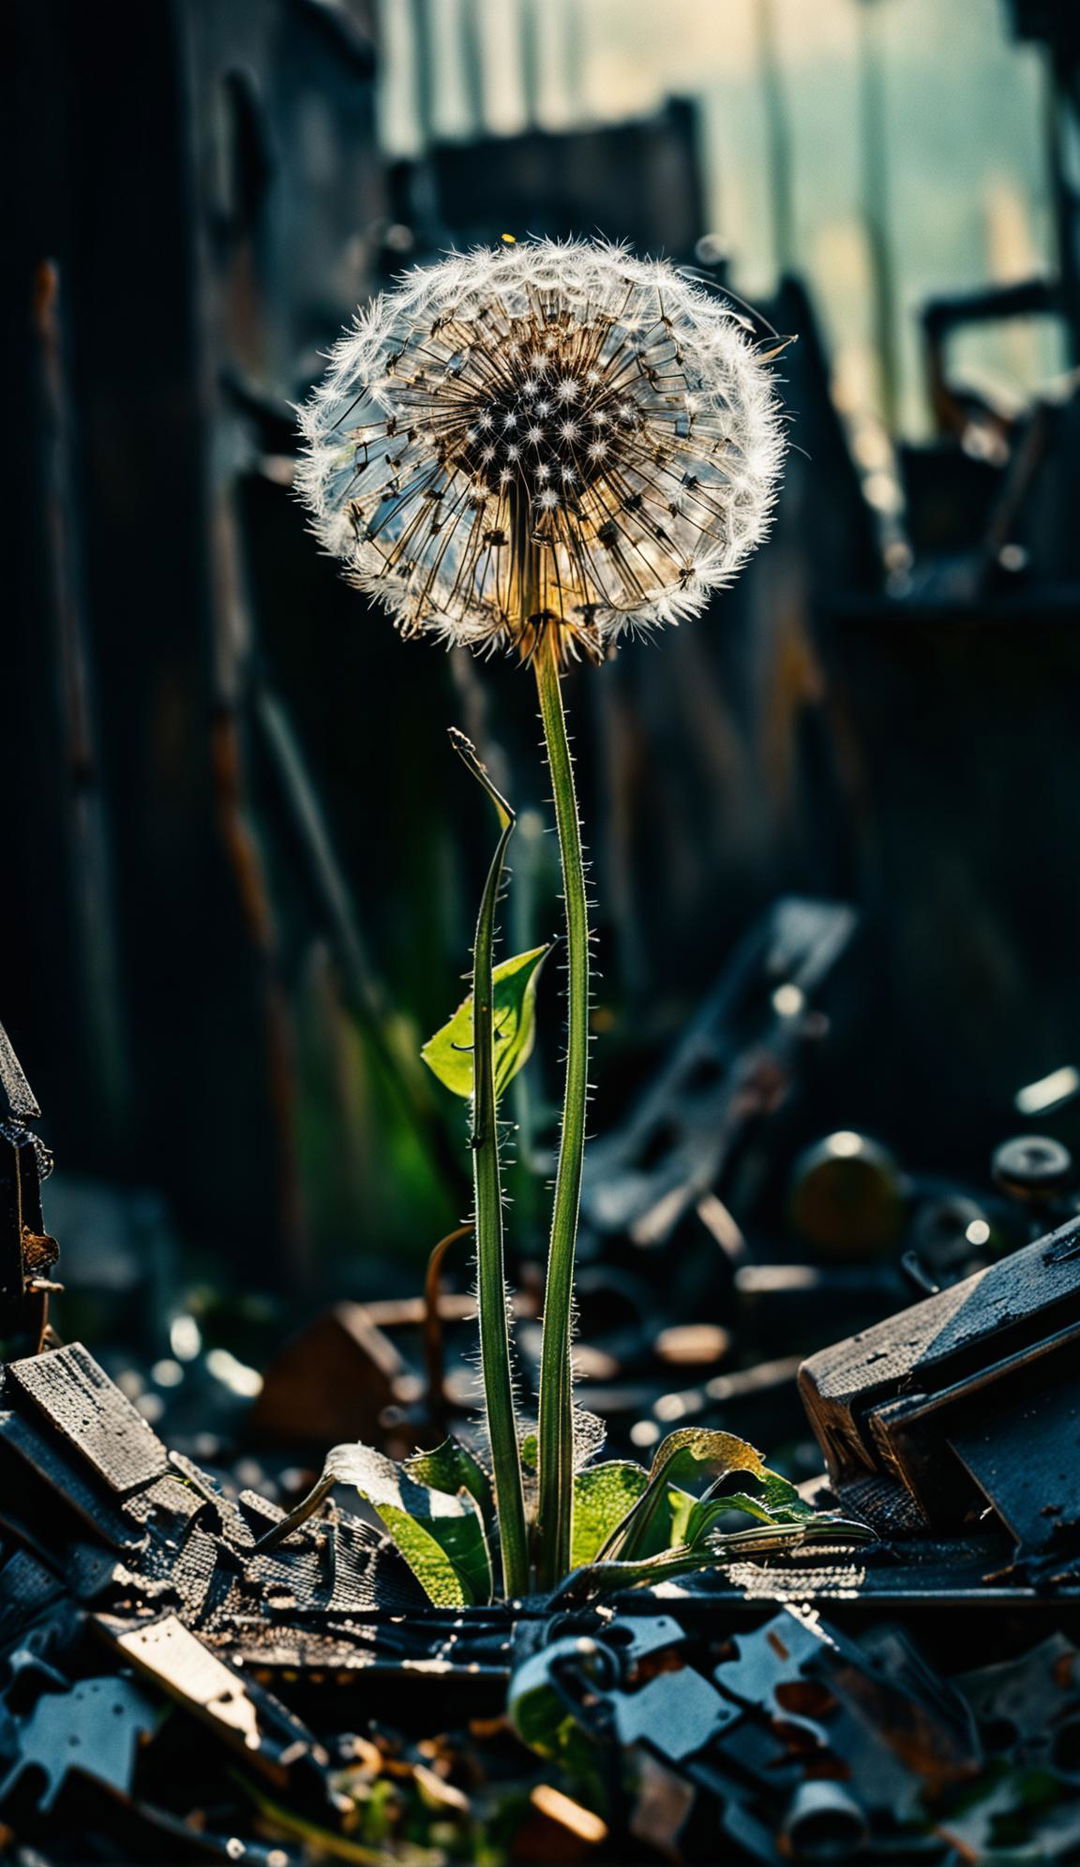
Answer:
[5, 996, 1080, 1865]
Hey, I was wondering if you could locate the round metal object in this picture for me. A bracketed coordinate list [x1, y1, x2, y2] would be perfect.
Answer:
[991, 1134, 1073, 1202]
[781, 1779, 868, 1860]
[789, 1131, 905, 1260]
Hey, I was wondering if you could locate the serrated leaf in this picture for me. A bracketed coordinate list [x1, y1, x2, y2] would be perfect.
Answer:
[420, 945, 551, 1102]
[597, 1429, 767, 1564]
[325, 1443, 492, 1606]
[404, 1437, 495, 1529]
[572, 1409, 607, 1469]
[571, 1462, 649, 1568]
[521, 1408, 605, 1476]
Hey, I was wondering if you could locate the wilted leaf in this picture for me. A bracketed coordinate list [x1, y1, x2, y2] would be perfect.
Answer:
[404, 1437, 495, 1529]
[421, 945, 551, 1101]
[597, 1429, 766, 1563]
[325, 1444, 492, 1606]
[571, 1462, 648, 1568]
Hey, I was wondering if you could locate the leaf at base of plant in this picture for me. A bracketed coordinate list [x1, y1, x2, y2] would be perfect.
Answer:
[597, 1428, 767, 1563]
[404, 1437, 496, 1529]
[571, 1461, 649, 1568]
[325, 1443, 493, 1607]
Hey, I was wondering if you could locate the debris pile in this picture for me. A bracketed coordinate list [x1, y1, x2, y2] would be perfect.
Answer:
[5, 988, 1080, 1862]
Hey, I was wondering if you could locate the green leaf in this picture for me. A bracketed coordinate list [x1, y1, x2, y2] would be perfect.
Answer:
[420, 945, 551, 1102]
[404, 1438, 495, 1529]
[571, 1462, 648, 1568]
[551, 1515, 879, 1605]
[325, 1444, 492, 1607]
[597, 1429, 767, 1564]
[521, 1408, 604, 1475]
[680, 1465, 814, 1547]
[722, 1467, 815, 1524]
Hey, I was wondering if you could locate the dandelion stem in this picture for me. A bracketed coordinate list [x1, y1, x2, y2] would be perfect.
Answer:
[533, 624, 590, 1589]
[451, 730, 530, 1599]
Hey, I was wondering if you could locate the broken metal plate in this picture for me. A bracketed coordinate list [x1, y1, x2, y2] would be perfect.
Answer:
[6, 1343, 168, 1495]
[95, 1612, 328, 1782]
[949, 1375, 1080, 1551]
[0, 1673, 159, 1810]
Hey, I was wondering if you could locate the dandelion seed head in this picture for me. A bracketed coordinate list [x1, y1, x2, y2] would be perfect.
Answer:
[295, 237, 786, 656]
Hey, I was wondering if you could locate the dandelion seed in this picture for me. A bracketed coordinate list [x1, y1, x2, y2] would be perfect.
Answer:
[295, 237, 786, 659]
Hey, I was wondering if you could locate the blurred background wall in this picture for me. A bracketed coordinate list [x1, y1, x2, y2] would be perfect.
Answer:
[4, 0, 1080, 1302]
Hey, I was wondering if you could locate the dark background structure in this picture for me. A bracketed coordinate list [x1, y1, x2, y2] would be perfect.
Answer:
[5, 0, 1080, 1319]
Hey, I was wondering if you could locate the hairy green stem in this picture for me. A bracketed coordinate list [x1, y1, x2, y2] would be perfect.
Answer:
[533, 628, 590, 1589]
[450, 730, 529, 1599]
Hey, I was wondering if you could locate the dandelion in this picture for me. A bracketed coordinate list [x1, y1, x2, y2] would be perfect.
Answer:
[295, 238, 785, 663]
[295, 239, 786, 1596]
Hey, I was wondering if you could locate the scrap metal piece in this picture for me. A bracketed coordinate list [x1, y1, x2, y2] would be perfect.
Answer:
[0, 1408, 147, 1551]
[712, 1608, 834, 1751]
[956, 1632, 1080, 1776]
[611, 1663, 736, 1762]
[799, 1215, 1080, 1543]
[949, 1376, 1080, 1552]
[94, 1612, 328, 1783]
[582, 899, 857, 1245]
[509, 1613, 690, 1756]
[6, 1343, 167, 1495]
[249, 1301, 406, 1449]
[788, 1131, 905, 1261]
[781, 1780, 868, 1860]
[0, 1018, 56, 1348]
[712, 1607, 980, 1822]
[0, 1023, 42, 1126]
[0, 1673, 158, 1811]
